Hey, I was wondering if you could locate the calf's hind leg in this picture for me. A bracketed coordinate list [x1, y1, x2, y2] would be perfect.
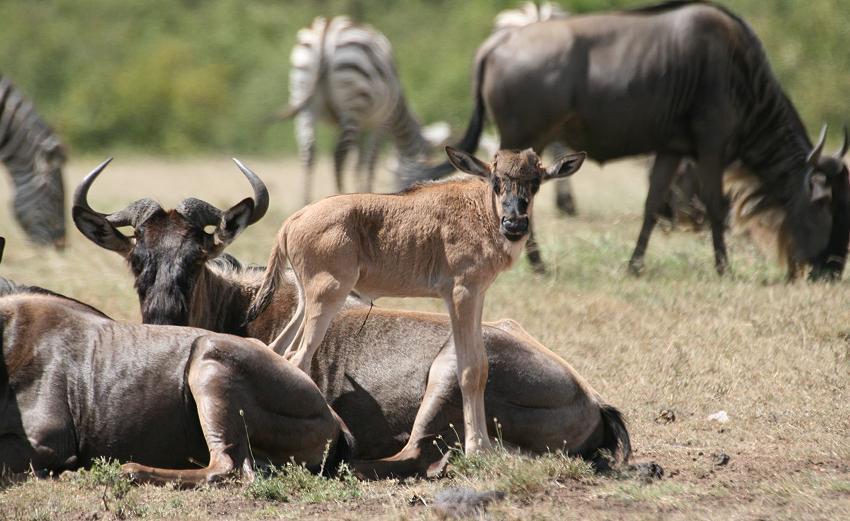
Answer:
[122, 336, 339, 486]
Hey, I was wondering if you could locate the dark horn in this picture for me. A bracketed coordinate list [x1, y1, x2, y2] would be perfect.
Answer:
[73, 157, 114, 218]
[837, 125, 849, 159]
[232, 158, 269, 225]
[807, 124, 828, 166]
[0, 236, 5, 264]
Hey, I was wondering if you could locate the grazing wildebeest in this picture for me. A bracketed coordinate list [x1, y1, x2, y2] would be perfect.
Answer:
[0, 280, 348, 485]
[73, 158, 629, 477]
[274, 16, 433, 203]
[0, 75, 67, 248]
[248, 147, 584, 455]
[409, 1, 850, 280]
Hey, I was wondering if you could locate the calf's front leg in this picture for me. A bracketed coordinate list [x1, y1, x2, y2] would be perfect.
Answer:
[444, 285, 492, 454]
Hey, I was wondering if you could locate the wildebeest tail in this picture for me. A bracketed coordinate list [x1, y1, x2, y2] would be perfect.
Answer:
[321, 409, 357, 477]
[243, 230, 287, 325]
[597, 404, 631, 465]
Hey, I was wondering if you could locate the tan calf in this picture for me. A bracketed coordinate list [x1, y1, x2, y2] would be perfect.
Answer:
[249, 147, 585, 453]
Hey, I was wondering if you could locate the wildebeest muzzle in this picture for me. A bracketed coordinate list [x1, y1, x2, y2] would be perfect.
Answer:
[501, 215, 529, 241]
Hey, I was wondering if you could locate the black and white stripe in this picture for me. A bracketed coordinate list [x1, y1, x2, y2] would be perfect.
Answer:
[286, 16, 429, 203]
[0, 74, 66, 247]
[493, 1, 568, 32]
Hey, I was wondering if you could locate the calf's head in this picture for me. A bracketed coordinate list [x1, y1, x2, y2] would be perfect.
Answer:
[72, 158, 268, 325]
[446, 147, 585, 241]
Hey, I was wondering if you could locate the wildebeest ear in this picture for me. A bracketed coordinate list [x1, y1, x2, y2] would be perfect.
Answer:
[216, 198, 254, 246]
[0, 236, 5, 264]
[72, 207, 133, 254]
[544, 152, 586, 181]
[445, 146, 491, 178]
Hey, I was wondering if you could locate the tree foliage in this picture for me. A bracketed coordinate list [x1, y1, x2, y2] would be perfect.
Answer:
[1, 0, 847, 155]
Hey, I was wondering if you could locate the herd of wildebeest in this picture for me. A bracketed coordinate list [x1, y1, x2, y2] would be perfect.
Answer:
[1, 0, 848, 490]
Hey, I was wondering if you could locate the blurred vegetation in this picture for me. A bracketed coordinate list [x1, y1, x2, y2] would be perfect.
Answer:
[1, 0, 848, 156]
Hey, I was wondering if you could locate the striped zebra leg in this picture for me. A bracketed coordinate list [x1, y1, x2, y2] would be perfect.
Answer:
[294, 108, 317, 206]
[334, 122, 360, 194]
[356, 130, 384, 193]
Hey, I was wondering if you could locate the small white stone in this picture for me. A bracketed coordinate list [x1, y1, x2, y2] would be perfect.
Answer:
[707, 410, 730, 423]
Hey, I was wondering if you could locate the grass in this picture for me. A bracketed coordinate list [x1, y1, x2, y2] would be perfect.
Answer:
[245, 462, 361, 504]
[1, 156, 850, 519]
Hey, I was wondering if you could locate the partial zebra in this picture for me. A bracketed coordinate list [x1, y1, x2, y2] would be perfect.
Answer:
[277, 16, 432, 204]
[0, 74, 66, 247]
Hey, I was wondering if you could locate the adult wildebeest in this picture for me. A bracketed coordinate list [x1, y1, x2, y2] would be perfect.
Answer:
[73, 159, 629, 477]
[0, 75, 67, 248]
[251, 147, 584, 455]
[492, 2, 577, 218]
[410, 1, 850, 280]
[0, 280, 348, 485]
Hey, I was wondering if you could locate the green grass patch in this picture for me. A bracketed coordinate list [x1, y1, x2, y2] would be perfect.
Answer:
[245, 462, 360, 504]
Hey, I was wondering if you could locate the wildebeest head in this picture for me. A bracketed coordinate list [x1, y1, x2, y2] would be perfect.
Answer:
[72, 158, 268, 325]
[446, 146, 584, 241]
[12, 140, 67, 248]
[790, 125, 850, 267]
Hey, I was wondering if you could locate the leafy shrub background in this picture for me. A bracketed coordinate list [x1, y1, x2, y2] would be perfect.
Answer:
[1, 0, 847, 155]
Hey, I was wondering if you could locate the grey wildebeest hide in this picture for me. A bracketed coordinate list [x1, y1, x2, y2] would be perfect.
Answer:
[407, 0, 850, 280]
[0, 279, 348, 484]
[72, 159, 631, 478]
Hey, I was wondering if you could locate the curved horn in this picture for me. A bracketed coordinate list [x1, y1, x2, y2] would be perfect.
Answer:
[836, 125, 849, 159]
[107, 198, 163, 228]
[232, 158, 269, 225]
[807, 124, 828, 166]
[73, 157, 114, 218]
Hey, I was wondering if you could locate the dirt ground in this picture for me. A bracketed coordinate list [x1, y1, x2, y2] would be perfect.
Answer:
[1, 155, 849, 520]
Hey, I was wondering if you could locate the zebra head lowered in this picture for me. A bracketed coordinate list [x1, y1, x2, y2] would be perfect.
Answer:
[1, 76, 67, 248]
[72, 158, 268, 325]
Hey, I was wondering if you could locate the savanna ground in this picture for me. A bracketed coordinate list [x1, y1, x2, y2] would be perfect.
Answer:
[1, 156, 849, 520]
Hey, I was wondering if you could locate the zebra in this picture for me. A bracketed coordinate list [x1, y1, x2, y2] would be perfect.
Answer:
[0, 74, 66, 248]
[276, 16, 434, 204]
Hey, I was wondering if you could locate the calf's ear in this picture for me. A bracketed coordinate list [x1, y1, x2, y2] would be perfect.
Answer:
[446, 146, 491, 179]
[544, 152, 586, 181]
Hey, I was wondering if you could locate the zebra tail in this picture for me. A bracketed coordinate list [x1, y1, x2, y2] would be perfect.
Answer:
[269, 18, 333, 123]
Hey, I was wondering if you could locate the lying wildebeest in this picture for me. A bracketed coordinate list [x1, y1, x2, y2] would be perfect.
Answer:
[0, 75, 67, 248]
[251, 147, 584, 455]
[73, 159, 629, 477]
[409, 0, 850, 280]
[0, 280, 348, 484]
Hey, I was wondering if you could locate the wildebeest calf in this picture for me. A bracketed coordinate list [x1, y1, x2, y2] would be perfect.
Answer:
[249, 147, 585, 454]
